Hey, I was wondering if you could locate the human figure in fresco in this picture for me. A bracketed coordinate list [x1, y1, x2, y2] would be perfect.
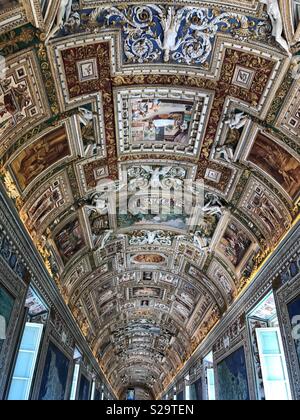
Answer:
[250, 135, 300, 198]
[41, 351, 64, 400]
[14, 128, 69, 190]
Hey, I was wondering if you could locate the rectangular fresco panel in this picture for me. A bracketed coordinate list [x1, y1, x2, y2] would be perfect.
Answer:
[130, 99, 193, 144]
[248, 133, 300, 199]
[10, 126, 70, 191]
[54, 219, 85, 264]
[21, 173, 73, 236]
[78, 374, 90, 400]
[190, 378, 203, 400]
[0, 286, 15, 354]
[288, 295, 300, 369]
[218, 221, 252, 268]
[94, 388, 102, 400]
[0, 0, 19, 10]
[117, 212, 188, 231]
[217, 347, 250, 401]
[38, 342, 70, 400]
[176, 391, 184, 401]
[132, 287, 161, 299]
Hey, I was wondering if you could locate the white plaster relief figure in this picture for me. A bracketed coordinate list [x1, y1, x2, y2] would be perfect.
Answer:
[78, 107, 94, 126]
[46, 0, 73, 41]
[214, 145, 235, 163]
[176, 232, 210, 253]
[96, 230, 113, 250]
[77, 107, 99, 156]
[86, 192, 108, 216]
[129, 230, 172, 246]
[260, 0, 292, 56]
[202, 193, 224, 217]
[157, 7, 185, 62]
[225, 111, 248, 130]
[193, 232, 211, 252]
[140, 166, 173, 188]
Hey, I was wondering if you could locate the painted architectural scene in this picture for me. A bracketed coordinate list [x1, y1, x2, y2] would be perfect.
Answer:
[130, 99, 193, 144]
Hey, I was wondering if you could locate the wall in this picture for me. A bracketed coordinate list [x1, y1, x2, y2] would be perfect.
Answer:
[164, 221, 300, 400]
[0, 184, 116, 400]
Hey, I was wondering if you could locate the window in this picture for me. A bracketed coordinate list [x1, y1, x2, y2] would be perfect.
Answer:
[185, 375, 191, 400]
[90, 380, 96, 400]
[256, 328, 292, 401]
[70, 363, 80, 400]
[207, 368, 216, 400]
[248, 291, 292, 400]
[8, 323, 43, 400]
[204, 351, 215, 400]
[70, 347, 82, 400]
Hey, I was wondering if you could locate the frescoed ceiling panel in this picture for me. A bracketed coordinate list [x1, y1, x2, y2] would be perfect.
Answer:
[0, 0, 299, 398]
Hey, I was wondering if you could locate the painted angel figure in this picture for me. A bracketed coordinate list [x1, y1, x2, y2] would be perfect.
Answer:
[225, 111, 248, 130]
[260, 0, 292, 56]
[46, 0, 73, 41]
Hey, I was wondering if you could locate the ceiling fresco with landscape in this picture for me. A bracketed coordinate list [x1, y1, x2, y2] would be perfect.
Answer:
[0, 0, 299, 399]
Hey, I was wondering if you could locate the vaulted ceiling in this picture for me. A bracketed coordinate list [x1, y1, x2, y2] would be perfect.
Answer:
[0, 0, 299, 399]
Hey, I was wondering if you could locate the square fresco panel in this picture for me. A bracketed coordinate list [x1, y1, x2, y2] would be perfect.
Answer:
[0, 286, 15, 354]
[130, 99, 193, 144]
[78, 374, 90, 400]
[288, 295, 300, 369]
[38, 342, 70, 400]
[11, 126, 70, 191]
[248, 133, 300, 200]
[54, 219, 85, 264]
[217, 347, 250, 401]
[218, 222, 252, 268]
